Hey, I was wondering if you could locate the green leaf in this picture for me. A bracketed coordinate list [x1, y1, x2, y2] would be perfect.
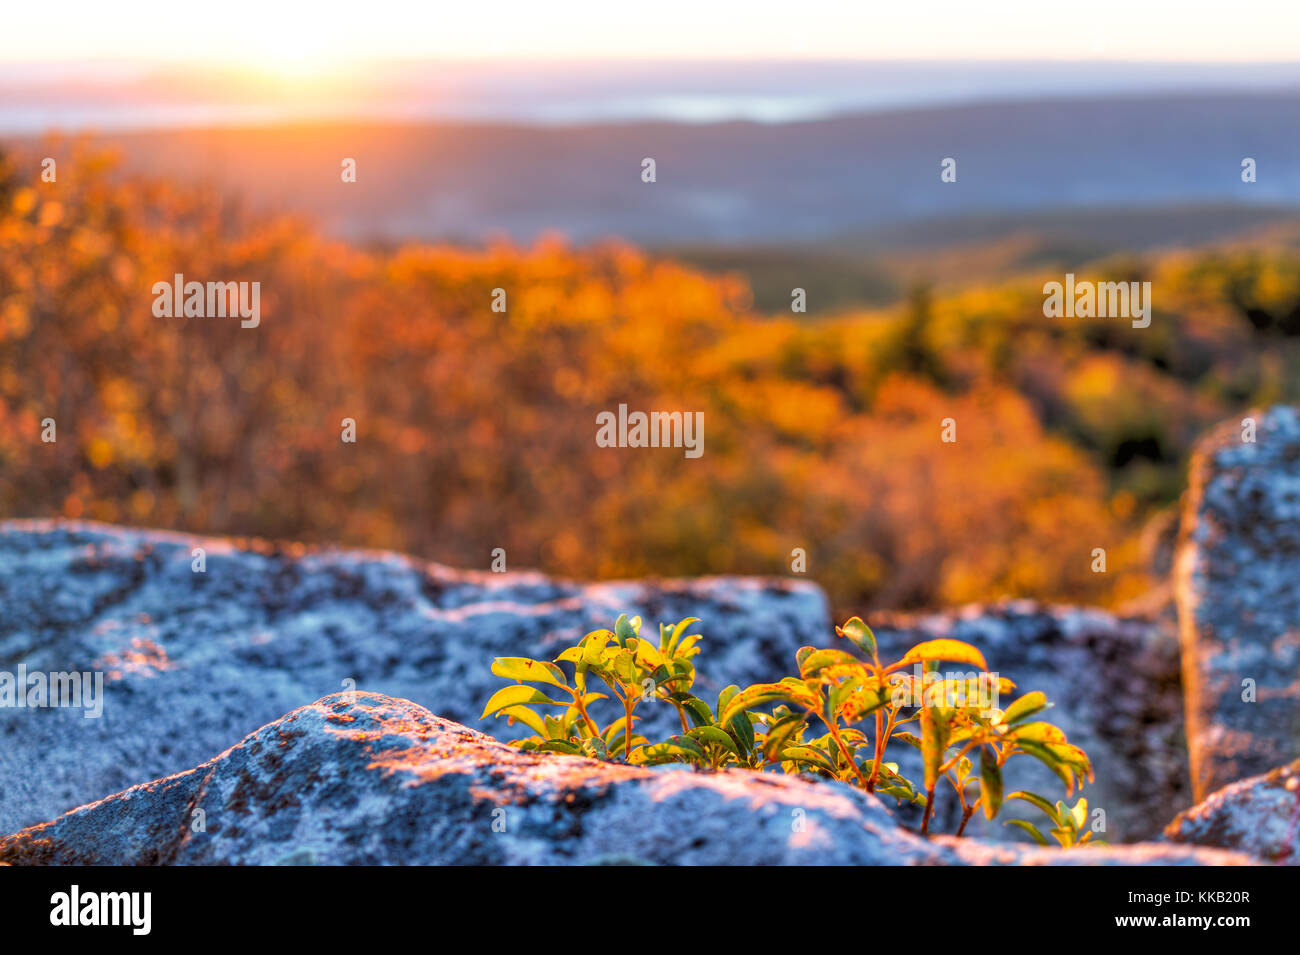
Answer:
[674, 634, 702, 658]
[761, 713, 807, 762]
[690, 725, 740, 757]
[714, 688, 755, 753]
[780, 745, 839, 776]
[677, 695, 715, 728]
[542, 713, 566, 740]
[825, 670, 860, 707]
[661, 735, 706, 757]
[719, 682, 821, 727]
[633, 638, 666, 669]
[1001, 691, 1049, 725]
[879, 783, 925, 805]
[896, 639, 988, 672]
[716, 685, 740, 720]
[1012, 721, 1068, 745]
[1015, 740, 1077, 794]
[920, 705, 954, 791]
[666, 617, 700, 655]
[581, 632, 611, 668]
[891, 730, 923, 751]
[605, 725, 644, 758]
[1006, 790, 1062, 824]
[499, 705, 547, 737]
[839, 727, 870, 748]
[629, 737, 702, 765]
[832, 681, 886, 722]
[614, 614, 638, 645]
[727, 711, 756, 755]
[481, 685, 566, 719]
[979, 746, 1003, 819]
[491, 656, 569, 690]
[1070, 798, 1089, 831]
[612, 648, 639, 685]
[837, 616, 877, 657]
[536, 739, 582, 755]
[1047, 743, 1094, 781]
[602, 716, 633, 747]
[867, 762, 920, 802]
[799, 648, 862, 678]
[1004, 819, 1050, 846]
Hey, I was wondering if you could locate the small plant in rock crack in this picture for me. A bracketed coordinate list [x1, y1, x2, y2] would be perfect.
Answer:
[1003, 793, 1103, 848]
[482, 614, 749, 763]
[721, 616, 1095, 836]
[482, 612, 1094, 841]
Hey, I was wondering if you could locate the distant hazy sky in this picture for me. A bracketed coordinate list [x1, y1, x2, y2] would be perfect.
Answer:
[5, 1, 1300, 66]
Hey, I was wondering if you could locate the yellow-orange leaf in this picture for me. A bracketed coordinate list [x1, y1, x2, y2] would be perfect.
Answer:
[893, 639, 988, 672]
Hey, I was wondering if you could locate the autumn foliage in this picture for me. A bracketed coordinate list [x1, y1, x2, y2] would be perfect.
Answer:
[3, 149, 1298, 612]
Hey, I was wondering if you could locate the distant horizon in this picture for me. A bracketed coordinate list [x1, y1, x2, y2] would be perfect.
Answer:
[5, 58, 1300, 133]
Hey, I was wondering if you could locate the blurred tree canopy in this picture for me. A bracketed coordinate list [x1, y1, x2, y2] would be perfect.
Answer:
[4, 149, 1298, 613]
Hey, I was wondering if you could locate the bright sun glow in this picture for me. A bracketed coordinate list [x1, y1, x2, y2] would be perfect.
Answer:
[5, 0, 1300, 64]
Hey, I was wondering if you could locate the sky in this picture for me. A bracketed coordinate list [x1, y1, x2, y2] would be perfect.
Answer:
[3, 1, 1300, 67]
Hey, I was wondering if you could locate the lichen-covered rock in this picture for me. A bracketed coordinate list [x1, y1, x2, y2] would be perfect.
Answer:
[1164, 759, 1300, 864]
[0, 693, 1250, 866]
[0, 520, 829, 835]
[1175, 406, 1300, 800]
[871, 601, 1187, 842]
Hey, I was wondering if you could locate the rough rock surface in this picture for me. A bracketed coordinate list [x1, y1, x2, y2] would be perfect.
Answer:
[1175, 405, 1300, 800]
[0, 520, 829, 835]
[0, 693, 1250, 866]
[1164, 759, 1300, 864]
[872, 601, 1187, 842]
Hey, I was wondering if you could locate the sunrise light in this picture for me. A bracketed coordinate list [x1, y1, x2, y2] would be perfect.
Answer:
[6, 0, 1300, 64]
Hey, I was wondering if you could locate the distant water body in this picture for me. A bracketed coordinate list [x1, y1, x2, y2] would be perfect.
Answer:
[3, 59, 1300, 133]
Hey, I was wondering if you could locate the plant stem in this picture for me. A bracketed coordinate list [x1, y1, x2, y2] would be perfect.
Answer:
[937, 742, 978, 777]
[921, 785, 937, 835]
[569, 688, 601, 739]
[623, 689, 636, 762]
[821, 714, 871, 789]
[866, 709, 886, 792]
[671, 701, 690, 734]
[957, 797, 981, 837]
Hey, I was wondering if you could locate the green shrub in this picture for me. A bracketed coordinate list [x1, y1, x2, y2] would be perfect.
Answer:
[484, 613, 1093, 841]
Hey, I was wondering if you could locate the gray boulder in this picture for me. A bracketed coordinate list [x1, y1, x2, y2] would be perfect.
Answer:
[0, 693, 1250, 866]
[1174, 406, 1300, 800]
[871, 601, 1188, 842]
[1164, 759, 1300, 864]
[0, 519, 829, 835]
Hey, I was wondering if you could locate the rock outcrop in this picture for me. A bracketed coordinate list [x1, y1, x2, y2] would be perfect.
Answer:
[1175, 406, 1300, 800]
[0, 520, 1194, 848]
[0, 520, 829, 835]
[0, 693, 1250, 866]
[871, 602, 1187, 842]
[1164, 758, 1300, 864]
[7, 398, 1298, 868]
